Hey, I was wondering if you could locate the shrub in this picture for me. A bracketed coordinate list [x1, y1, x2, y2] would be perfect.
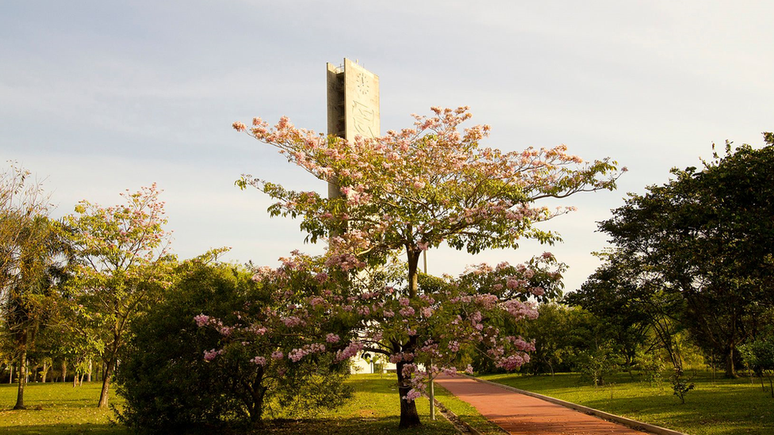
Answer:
[114, 259, 351, 433]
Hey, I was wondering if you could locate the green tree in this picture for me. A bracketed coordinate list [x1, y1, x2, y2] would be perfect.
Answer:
[569, 252, 685, 372]
[518, 303, 574, 376]
[63, 184, 173, 407]
[599, 134, 774, 377]
[739, 335, 774, 397]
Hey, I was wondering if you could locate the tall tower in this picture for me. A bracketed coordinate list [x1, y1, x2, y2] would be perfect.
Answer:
[326, 59, 380, 200]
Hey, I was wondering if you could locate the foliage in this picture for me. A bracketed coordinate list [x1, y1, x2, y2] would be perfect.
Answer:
[739, 335, 774, 397]
[0, 163, 70, 410]
[233, 106, 623, 427]
[575, 345, 623, 387]
[597, 134, 774, 378]
[115, 257, 351, 433]
[670, 370, 695, 404]
[569, 252, 688, 372]
[62, 184, 173, 408]
[635, 350, 665, 386]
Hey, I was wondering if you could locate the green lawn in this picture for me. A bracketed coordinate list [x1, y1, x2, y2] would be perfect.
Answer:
[480, 371, 774, 435]
[0, 382, 129, 434]
[0, 375, 501, 434]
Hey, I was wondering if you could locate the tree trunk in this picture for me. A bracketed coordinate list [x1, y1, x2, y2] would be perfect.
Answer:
[396, 360, 421, 428]
[61, 359, 67, 383]
[98, 343, 119, 408]
[724, 345, 737, 378]
[8, 362, 13, 384]
[98, 363, 113, 408]
[41, 361, 48, 383]
[87, 359, 92, 383]
[406, 247, 421, 298]
[14, 352, 27, 409]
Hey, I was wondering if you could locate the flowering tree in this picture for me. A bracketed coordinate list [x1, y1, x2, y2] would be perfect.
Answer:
[233, 107, 623, 427]
[115, 256, 354, 430]
[63, 184, 172, 408]
[199, 249, 564, 426]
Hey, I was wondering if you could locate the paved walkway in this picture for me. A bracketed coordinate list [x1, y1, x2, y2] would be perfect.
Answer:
[435, 375, 649, 435]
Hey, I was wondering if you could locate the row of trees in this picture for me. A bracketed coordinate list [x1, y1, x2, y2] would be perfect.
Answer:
[499, 134, 774, 391]
[571, 135, 774, 379]
[1, 106, 624, 432]
[1, 166, 171, 410]
[15, 110, 772, 430]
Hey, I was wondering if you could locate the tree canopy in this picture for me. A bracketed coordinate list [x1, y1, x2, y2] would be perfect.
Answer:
[595, 133, 774, 377]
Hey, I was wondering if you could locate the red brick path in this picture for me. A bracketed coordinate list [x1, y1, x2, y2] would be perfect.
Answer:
[435, 375, 649, 434]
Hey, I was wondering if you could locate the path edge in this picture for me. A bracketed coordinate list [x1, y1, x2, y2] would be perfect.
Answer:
[466, 376, 688, 435]
[433, 399, 486, 435]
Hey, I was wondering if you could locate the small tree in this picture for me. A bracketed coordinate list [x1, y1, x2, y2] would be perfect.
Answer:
[233, 107, 623, 427]
[63, 184, 172, 408]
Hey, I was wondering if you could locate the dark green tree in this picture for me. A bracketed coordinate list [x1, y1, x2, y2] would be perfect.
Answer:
[569, 252, 685, 372]
[599, 134, 774, 377]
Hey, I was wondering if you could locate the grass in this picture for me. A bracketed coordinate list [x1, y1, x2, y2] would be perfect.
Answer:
[0, 381, 129, 434]
[0, 375, 501, 434]
[480, 370, 774, 435]
[433, 383, 506, 434]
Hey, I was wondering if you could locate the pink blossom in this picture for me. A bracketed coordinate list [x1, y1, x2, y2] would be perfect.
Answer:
[251, 356, 267, 366]
[282, 316, 304, 327]
[326, 333, 340, 343]
[271, 350, 284, 360]
[194, 314, 210, 327]
[404, 389, 422, 402]
[335, 342, 364, 362]
[399, 307, 415, 317]
[203, 349, 222, 362]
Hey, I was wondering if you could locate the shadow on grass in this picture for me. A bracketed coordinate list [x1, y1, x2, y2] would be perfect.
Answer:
[0, 422, 129, 435]
[1, 417, 458, 435]
[254, 416, 458, 434]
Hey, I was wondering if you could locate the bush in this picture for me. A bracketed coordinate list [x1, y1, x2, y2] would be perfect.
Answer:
[575, 346, 622, 386]
[115, 259, 351, 433]
[739, 336, 774, 397]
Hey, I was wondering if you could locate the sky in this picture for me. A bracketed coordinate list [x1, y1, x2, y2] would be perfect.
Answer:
[2, 1, 772, 293]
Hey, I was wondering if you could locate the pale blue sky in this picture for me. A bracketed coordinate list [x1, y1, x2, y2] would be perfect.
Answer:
[2, 1, 772, 292]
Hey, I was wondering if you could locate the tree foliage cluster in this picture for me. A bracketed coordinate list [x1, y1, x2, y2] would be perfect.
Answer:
[566, 134, 774, 381]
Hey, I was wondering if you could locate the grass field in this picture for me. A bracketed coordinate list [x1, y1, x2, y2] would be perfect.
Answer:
[481, 371, 774, 435]
[0, 375, 501, 434]
[7, 371, 770, 434]
[0, 382, 129, 434]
